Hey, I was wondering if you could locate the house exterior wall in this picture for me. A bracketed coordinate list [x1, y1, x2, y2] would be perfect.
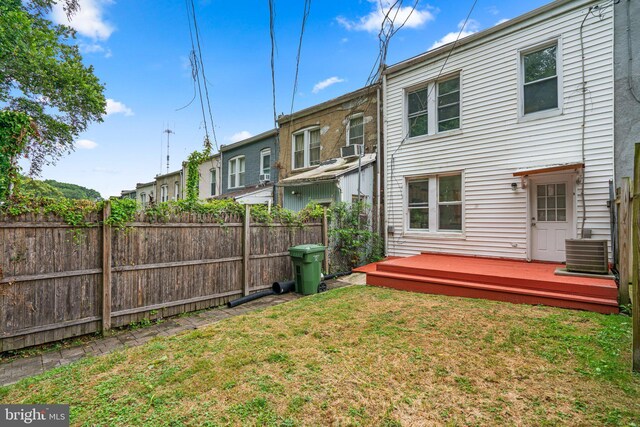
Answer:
[339, 165, 374, 205]
[614, 0, 640, 187]
[181, 154, 221, 200]
[135, 182, 155, 207]
[384, 0, 614, 260]
[283, 181, 340, 212]
[221, 132, 277, 195]
[155, 170, 182, 202]
[277, 87, 379, 206]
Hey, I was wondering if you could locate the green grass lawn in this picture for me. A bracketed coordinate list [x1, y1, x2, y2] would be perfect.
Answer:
[1, 285, 639, 426]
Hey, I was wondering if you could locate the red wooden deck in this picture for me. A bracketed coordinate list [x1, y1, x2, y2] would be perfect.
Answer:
[364, 254, 619, 314]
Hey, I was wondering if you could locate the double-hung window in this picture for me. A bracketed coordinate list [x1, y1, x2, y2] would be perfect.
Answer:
[347, 115, 364, 146]
[260, 148, 271, 179]
[521, 42, 559, 115]
[228, 156, 245, 189]
[292, 128, 321, 169]
[407, 74, 461, 138]
[160, 185, 168, 202]
[210, 168, 217, 196]
[174, 181, 180, 200]
[406, 173, 463, 232]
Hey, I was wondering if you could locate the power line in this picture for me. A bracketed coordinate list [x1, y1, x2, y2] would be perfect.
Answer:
[290, 0, 311, 115]
[269, 0, 278, 129]
[184, 0, 210, 143]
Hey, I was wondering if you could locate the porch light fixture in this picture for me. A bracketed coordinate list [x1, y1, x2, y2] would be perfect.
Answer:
[511, 182, 518, 191]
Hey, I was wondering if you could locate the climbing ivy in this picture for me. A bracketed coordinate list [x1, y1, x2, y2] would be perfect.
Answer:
[184, 136, 212, 205]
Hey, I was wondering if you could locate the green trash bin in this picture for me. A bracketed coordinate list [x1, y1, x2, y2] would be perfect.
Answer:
[289, 244, 325, 295]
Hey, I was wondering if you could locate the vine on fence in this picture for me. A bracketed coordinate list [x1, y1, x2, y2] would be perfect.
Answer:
[184, 136, 212, 205]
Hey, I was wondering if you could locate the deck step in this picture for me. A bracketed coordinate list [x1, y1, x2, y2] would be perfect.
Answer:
[376, 263, 617, 299]
[366, 270, 619, 314]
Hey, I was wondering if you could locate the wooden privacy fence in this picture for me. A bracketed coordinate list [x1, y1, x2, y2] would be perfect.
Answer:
[0, 204, 324, 352]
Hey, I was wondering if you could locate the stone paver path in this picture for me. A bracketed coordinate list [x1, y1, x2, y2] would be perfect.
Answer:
[0, 293, 299, 386]
[0, 275, 361, 387]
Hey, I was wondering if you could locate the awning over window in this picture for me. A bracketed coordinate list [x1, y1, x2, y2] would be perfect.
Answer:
[512, 162, 584, 177]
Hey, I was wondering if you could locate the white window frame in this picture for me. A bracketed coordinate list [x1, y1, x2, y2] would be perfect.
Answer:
[405, 172, 464, 235]
[404, 72, 462, 140]
[174, 181, 180, 200]
[260, 148, 271, 177]
[228, 156, 245, 189]
[291, 127, 321, 170]
[517, 38, 563, 121]
[346, 114, 365, 146]
[160, 185, 168, 202]
[140, 193, 146, 205]
[210, 168, 217, 196]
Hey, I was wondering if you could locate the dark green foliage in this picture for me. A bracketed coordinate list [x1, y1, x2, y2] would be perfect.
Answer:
[0, 111, 33, 199]
[329, 201, 383, 272]
[0, 0, 105, 178]
[42, 179, 102, 200]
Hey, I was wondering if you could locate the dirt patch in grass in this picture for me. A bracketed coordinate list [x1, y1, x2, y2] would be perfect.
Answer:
[1, 286, 638, 426]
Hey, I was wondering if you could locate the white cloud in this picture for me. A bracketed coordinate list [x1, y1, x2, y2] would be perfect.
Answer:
[337, 1, 434, 33]
[486, 5, 500, 16]
[495, 18, 510, 26]
[230, 131, 253, 143]
[52, 0, 115, 41]
[430, 19, 480, 50]
[79, 42, 112, 58]
[76, 139, 98, 149]
[105, 99, 134, 116]
[312, 77, 345, 94]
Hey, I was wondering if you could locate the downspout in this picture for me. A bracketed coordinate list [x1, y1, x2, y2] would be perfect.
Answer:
[376, 85, 382, 238]
[382, 73, 389, 255]
[579, 7, 592, 238]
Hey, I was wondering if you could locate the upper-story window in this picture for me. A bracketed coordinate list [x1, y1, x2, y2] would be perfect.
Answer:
[407, 74, 460, 138]
[140, 193, 147, 205]
[292, 128, 320, 169]
[260, 148, 271, 179]
[228, 156, 245, 189]
[347, 115, 364, 146]
[210, 168, 217, 196]
[521, 42, 559, 115]
[174, 181, 180, 200]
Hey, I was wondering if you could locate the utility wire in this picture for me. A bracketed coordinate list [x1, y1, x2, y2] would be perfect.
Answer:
[269, 0, 278, 129]
[189, 0, 219, 151]
[289, 0, 311, 115]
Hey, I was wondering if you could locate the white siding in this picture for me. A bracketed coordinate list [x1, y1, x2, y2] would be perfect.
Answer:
[339, 164, 375, 205]
[384, 0, 614, 260]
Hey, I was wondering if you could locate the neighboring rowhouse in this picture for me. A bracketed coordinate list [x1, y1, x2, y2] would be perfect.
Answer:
[383, 0, 615, 263]
[219, 129, 278, 205]
[277, 85, 381, 213]
[155, 170, 182, 202]
[181, 153, 221, 200]
[135, 181, 155, 207]
[120, 189, 136, 200]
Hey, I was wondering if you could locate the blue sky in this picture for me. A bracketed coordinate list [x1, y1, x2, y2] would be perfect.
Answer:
[35, 0, 549, 197]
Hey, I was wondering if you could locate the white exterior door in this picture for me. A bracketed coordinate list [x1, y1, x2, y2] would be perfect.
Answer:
[531, 177, 574, 262]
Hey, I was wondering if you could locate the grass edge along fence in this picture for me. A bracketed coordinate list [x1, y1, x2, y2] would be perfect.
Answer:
[0, 199, 327, 352]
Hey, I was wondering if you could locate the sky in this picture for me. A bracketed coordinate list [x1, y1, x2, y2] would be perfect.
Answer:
[31, 0, 550, 198]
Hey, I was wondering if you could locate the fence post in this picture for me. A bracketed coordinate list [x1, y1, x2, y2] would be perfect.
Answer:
[102, 200, 112, 332]
[243, 203, 250, 296]
[619, 178, 631, 306]
[322, 207, 329, 274]
[633, 143, 640, 373]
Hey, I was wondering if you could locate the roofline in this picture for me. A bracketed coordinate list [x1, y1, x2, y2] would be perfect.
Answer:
[278, 84, 378, 124]
[154, 169, 182, 180]
[135, 181, 155, 188]
[220, 128, 278, 152]
[384, 0, 586, 75]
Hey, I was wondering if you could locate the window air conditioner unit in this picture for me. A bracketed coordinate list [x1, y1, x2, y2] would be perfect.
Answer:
[341, 144, 364, 158]
[565, 239, 609, 274]
[259, 173, 271, 183]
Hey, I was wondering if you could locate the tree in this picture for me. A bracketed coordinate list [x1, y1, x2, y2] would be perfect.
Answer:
[0, 0, 106, 193]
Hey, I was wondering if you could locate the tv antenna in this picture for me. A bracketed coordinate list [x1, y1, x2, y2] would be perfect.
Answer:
[163, 128, 174, 174]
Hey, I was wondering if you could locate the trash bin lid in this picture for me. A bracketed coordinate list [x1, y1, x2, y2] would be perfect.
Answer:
[288, 244, 325, 255]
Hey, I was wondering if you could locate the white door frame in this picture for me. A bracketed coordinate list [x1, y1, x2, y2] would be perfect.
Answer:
[526, 172, 577, 262]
